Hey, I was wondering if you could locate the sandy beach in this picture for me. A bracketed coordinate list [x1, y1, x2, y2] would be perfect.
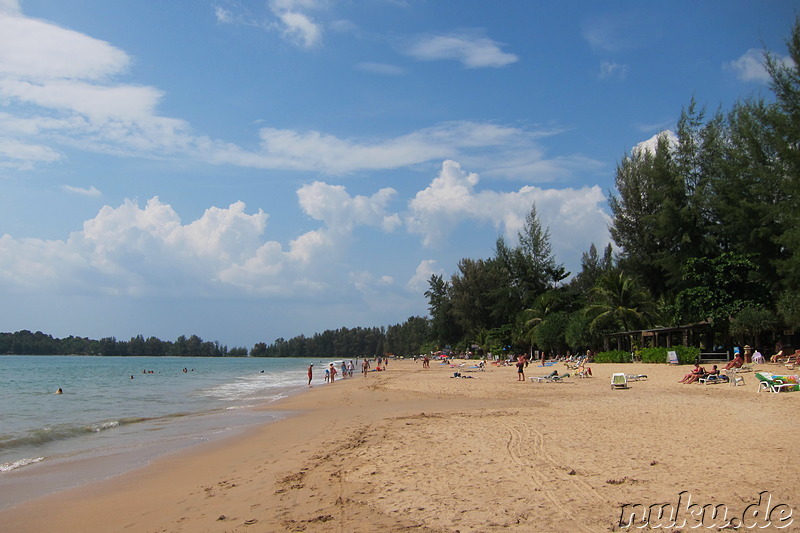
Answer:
[0, 359, 797, 532]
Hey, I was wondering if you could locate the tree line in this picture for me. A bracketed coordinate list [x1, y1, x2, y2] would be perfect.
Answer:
[0, 330, 249, 357]
[251, 318, 432, 358]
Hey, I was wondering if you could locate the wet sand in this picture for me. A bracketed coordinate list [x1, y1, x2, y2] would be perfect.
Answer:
[0, 359, 797, 532]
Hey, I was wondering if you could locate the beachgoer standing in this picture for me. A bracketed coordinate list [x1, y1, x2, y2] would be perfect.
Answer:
[516, 357, 525, 381]
[362, 359, 369, 377]
[307, 364, 313, 386]
[329, 363, 337, 383]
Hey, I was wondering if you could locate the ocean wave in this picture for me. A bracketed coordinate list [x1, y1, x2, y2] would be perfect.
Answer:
[0, 456, 44, 472]
[0, 417, 153, 452]
[199, 372, 303, 401]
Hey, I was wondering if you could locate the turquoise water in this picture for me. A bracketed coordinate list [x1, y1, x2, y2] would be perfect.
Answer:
[0, 355, 326, 509]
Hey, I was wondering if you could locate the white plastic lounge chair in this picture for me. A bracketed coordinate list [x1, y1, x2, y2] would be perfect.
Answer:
[611, 373, 628, 389]
[725, 369, 745, 386]
[698, 374, 723, 385]
[756, 372, 799, 393]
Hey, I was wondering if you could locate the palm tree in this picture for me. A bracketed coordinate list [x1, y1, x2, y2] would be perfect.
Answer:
[518, 291, 561, 346]
[585, 271, 660, 333]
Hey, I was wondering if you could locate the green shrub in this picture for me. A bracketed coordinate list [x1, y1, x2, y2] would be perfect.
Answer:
[594, 350, 631, 363]
[595, 346, 701, 364]
[675, 346, 700, 364]
[639, 347, 666, 363]
[639, 346, 701, 364]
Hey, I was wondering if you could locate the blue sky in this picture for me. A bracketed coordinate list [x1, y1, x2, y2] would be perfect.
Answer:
[0, 0, 796, 348]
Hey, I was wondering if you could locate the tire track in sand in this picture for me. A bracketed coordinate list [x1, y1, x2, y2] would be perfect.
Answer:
[497, 418, 604, 533]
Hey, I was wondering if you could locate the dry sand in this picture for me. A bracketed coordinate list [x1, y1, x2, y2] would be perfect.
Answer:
[0, 359, 797, 532]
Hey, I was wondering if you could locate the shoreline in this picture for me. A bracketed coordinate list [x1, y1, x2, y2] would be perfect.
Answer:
[0, 356, 316, 512]
[0, 359, 797, 532]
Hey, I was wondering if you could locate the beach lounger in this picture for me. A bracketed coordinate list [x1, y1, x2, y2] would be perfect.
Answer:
[611, 373, 628, 389]
[756, 372, 799, 393]
[698, 374, 723, 385]
[625, 373, 647, 382]
[530, 372, 573, 383]
[530, 370, 560, 383]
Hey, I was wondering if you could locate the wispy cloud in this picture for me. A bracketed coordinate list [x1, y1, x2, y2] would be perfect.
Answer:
[0, 6, 598, 184]
[214, 0, 323, 48]
[634, 119, 674, 134]
[405, 31, 518, 68]
[62, 185, 102, 197]
[272, 7, 322, 48]
[582, 13, 657, 54]
[599, 60, 627, 80]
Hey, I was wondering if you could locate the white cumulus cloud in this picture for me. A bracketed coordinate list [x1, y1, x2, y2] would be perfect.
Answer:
[406, 259, 443, 293]
[632, 130, 678, 157]
[407, 160, 611, 265]
[726, 48, 794, 84]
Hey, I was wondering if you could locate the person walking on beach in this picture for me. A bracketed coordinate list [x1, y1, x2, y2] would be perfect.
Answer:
[516, 356, 526, 381]
[362, 359, 369, 377]
[307, 364, 313, 386]
[329, 363, 337, 383]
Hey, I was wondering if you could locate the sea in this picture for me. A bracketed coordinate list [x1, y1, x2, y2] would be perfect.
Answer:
[0, 355, 325, 511]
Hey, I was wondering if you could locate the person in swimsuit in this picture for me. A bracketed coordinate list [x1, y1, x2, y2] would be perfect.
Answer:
[679, 363, 705, 383]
